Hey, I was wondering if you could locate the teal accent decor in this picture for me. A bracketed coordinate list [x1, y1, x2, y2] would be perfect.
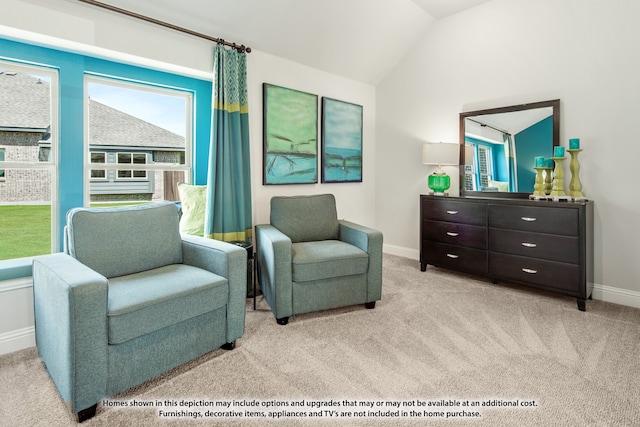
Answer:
[263, 84, 318, 184]
[428, 173, 451, 194]
[321, 97, 363, 183]
[204, 45, 252, 242]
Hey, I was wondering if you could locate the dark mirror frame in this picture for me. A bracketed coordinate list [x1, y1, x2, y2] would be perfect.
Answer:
[459, 99, 560, 198]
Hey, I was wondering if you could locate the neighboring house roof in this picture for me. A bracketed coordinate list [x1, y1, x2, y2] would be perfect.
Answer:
[0, 70, 184, 150]
[89, 100, 184, 150]
[0, 71, 50, 130]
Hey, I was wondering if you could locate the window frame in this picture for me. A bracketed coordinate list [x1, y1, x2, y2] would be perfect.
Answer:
[477, 145, 493, 189]
[0, 59, 59, 257]
[0, 148, 5, 180]
[0, 35, 213, 277]
[83, 74, 193, 205]
[90, 151, 107, 179]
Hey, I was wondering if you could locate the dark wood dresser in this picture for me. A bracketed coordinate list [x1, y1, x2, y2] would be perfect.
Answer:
[420, 195, 594, 310]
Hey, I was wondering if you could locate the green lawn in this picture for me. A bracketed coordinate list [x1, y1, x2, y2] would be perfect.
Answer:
[0, 202, 150, 261]
[0, 205, 51, 261]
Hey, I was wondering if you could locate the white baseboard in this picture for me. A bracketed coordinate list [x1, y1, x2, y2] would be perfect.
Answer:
[382, 245, 640, 310]
[0, 326, 35, 355]
[592, 283, 640, 309]
[383, 244, 419, 260]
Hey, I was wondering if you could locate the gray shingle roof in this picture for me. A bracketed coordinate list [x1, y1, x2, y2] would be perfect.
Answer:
[0, 71, 50, 129]
[89, 100, 184, 149]
[0, 71, 185, 149]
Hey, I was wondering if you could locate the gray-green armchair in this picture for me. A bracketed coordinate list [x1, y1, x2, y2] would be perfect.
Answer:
[32, 202, 247, 422]
[255, 194, 383, 325]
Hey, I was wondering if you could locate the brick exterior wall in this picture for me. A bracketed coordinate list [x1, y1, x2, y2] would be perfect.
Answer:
[0, 131, 51, 203]
[1, 132, 183, 204]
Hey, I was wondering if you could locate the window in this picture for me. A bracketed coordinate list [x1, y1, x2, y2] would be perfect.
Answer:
[0, 36, 212, 269]
[478, 145, 493, 189]
[90, 152, 106, 178]
[0, 148, 5, 180]
[0, 60, 58, 260]
[117, 152, 148, 179]
[464, 165, 476, 191]
[86, 76, 191, 205]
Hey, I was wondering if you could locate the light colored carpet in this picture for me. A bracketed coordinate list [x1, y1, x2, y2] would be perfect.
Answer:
[1, 254, 639, 426]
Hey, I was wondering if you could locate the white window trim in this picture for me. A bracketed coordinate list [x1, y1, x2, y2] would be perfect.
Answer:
[116, 152, 148, 180]
[0, 59, 59, 256]
[0, 148, 5, 181]
[83, 75, 192, 205]
[478, 145, 493, 188]
[90, 151, 107, 180]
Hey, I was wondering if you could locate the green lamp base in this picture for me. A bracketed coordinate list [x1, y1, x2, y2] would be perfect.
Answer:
[428, 173, 451, 195]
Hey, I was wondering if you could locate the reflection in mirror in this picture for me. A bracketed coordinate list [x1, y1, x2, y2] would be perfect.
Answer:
[459, 99, 559, 197]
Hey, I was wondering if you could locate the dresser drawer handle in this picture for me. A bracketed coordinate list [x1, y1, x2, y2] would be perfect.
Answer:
[446, 210, 459, 215]
[521, 216, 537, 222]
[522, 268, 538, 274]
[446, 254, 459, 259]
[446, 232, 459, 237]
[521, 242, 537, 248]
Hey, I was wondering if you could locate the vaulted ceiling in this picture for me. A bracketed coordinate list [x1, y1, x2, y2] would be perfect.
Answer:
[80, 0, 492, 85]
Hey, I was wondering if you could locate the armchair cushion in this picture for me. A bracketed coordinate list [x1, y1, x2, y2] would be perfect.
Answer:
[107, 264, 228, 344]
[292, 240, 368, 282]
[66, 203, 183, 278]
[271, 194, 339, 243]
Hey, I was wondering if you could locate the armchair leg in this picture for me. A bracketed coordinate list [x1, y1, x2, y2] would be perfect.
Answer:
[77, 404, 97, 423]
[276, 317, 289, 325]
[221, 341, 236, 350]
[365, 302, 376, 309]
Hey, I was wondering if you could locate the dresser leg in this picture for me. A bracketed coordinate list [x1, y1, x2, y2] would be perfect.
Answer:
[420, 262, 427, 272]
[577, 299, 586, 311]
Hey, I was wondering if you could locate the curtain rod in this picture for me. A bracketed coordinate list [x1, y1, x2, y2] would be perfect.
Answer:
[467, 118, 510, 136]
[77, 0, 251, 53]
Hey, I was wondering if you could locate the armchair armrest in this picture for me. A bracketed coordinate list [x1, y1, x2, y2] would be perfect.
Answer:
[339, 220, 383, 302]
[32, 253, 108, 413]
[255, 224, 293, 319]
[181, 234, 247, 342]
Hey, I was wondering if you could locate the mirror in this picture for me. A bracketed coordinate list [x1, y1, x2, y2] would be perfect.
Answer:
[459, 99, 559, 197]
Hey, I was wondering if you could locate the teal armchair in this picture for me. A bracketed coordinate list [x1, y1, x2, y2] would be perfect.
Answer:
[255, 194, 383, 325]
[32, 203, 246, 422]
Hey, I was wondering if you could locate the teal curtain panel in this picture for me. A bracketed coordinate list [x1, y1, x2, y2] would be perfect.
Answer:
[204, 45, 252, 242]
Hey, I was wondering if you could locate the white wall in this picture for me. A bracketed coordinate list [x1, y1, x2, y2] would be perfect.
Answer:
[247, 52, 376, 228]
[376, 0, 640, 306]
[0, 0, 375, 354]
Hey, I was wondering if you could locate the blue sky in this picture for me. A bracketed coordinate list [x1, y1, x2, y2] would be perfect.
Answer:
[87, 81, 188, 137]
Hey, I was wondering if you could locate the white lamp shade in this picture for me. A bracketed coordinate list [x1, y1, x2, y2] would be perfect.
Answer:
[422, 142, 459, 166]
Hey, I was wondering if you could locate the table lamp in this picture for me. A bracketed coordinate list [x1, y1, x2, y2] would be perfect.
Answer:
[422, 142, 459, 195]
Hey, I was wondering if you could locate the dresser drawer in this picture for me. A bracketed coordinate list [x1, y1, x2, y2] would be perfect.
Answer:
[489, 228, 579, 264]
[422, 241, 488, 274]
[488, 204, 578, 236]
[489, 252, 579, 294]
[423, 199, 486, 226]
[424, 220, 487, 249]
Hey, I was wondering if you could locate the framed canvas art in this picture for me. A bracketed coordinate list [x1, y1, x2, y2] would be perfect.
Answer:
[321, 97, 363, 183]
[263, 83, 318, 184]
